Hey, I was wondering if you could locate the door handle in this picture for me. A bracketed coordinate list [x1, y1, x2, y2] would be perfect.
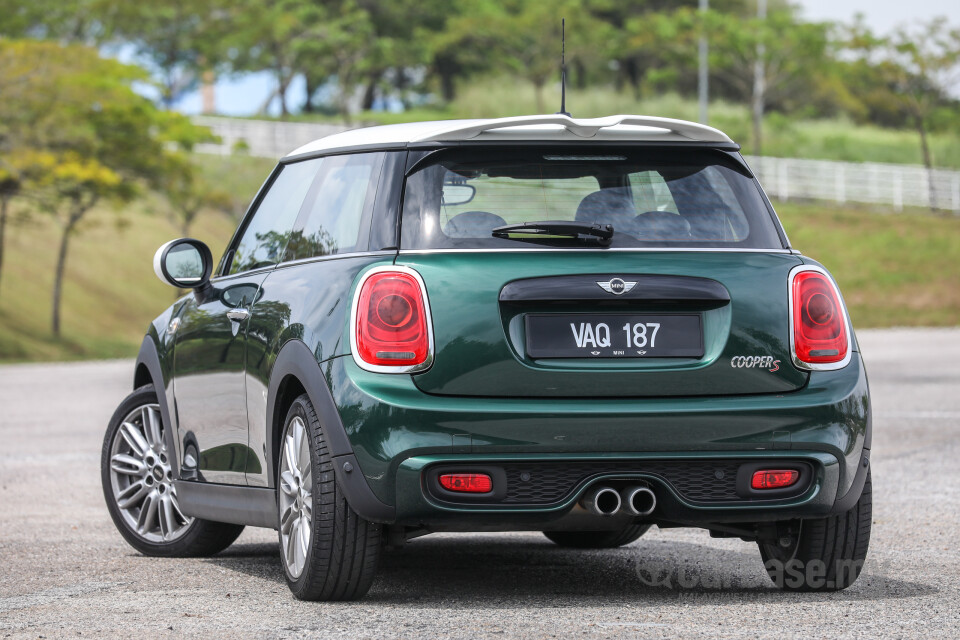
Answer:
[226, 308, 250, 322]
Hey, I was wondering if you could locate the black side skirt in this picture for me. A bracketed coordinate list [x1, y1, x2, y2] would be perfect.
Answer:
[175, 481, 278, 529]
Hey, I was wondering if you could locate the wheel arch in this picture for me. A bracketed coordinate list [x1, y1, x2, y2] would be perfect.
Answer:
[265, 339, 396, 523]
[134, 334, 180, 478]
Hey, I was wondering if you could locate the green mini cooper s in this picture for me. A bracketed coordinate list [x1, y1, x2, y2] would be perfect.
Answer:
[101, 115, 871, 600]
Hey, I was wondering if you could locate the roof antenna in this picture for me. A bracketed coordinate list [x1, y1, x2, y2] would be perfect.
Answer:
[557, 18, 570, 117]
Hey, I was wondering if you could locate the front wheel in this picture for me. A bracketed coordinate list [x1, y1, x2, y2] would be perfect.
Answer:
[759, 470, 872, 591]
[278, 393, 382, 601]
[101, 385, 244, 557]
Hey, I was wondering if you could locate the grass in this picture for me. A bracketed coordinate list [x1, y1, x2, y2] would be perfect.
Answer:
[279, 77, 960, 169]
[0, 154, 956, 363]
[776, 202, 960, 328]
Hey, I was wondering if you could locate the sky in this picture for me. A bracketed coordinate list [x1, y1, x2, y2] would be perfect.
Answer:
[174, 1, 960, 117]
[795, 0, 960, 34]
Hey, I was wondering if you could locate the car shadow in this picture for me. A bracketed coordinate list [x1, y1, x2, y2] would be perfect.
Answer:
[205, 534, 936, 606]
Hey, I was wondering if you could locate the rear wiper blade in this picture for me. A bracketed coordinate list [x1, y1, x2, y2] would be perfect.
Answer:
[492, 221, 614, 246]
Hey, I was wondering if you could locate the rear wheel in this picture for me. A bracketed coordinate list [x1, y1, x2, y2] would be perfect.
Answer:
[543, 524, 652, 549]
[278, 393, 382, 601]
[101, 385, 244, 557]
[759, 470, 872, 591]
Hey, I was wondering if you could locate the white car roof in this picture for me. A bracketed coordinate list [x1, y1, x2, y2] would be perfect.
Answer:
[285, 114, 735, 158]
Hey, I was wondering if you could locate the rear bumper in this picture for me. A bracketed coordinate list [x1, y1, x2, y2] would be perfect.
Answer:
[326, 351, 870, 526]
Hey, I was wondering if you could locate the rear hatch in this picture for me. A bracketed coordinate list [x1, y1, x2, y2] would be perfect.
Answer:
[399, 251, 805, 397]
[396, 144, 804, 397]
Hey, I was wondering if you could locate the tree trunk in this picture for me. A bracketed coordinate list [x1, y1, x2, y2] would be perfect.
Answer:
[574, 59, 587, 90]
[51, 199, 92, 337]
[303, 75, 315, 113]
[277, 71, 290, 119]
[916, 116, 938, 211]
[533, 81, 545, 114]
[338, 84, 353, 126]
[751, 69, 765, 156]
[752, 18, 766, 156]
[440, 68, 456, 102]
[361, 75, 377, 111]
[51, 218, 75, 338]
[625, 58, 641, 99]
[0, 195, 7, 301]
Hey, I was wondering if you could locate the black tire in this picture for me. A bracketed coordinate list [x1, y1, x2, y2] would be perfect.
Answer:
[101, 385, 245, 557]
[279, 393, 381, 601]
[543, 524, 652, 549]
[759, 470, 872, 592]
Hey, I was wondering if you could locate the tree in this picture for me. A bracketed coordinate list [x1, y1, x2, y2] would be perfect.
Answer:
[95, 0, 233, 108]
[0, 40, 210, 336]
[847, 18, 960, 209]
[294, 1, 376, 122]
[705, 8, 833, 155]
[220, 0, 376, 119]
[437, 0, 592, 113]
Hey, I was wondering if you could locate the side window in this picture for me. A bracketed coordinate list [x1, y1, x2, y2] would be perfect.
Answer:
[227, 159, 320, 275]
[286, 152, 383, 261]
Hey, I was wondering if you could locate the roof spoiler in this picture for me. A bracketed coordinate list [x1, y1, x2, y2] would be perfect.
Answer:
[411, 114, 733, 144]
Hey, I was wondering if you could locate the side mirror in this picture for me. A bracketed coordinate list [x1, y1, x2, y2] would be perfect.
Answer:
[153, 238, 213, 290]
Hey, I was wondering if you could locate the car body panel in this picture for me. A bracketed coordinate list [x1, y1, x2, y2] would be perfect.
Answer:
[172, 271, 269, 484]
[241, 253, 397, 487]
[327, 350, 869, 511]
[396, 251, 807, 397]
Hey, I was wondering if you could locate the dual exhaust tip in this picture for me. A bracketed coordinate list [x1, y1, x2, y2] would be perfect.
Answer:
[581, 485, 656, 517]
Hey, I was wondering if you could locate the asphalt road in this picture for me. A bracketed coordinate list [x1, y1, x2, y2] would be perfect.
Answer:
[1, 328, 958, 639]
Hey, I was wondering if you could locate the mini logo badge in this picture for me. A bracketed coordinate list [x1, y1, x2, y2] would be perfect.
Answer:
[597, 277, 637, 295]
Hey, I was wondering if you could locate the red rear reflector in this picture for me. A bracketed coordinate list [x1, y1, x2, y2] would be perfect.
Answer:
[353, 269, 431, 371]
[791, 269, 848, 366]
[751, 469, 799, 490]
[439, 473, 493, 493]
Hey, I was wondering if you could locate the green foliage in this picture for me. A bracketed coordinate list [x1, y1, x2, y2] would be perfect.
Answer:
[106, 0, 235, 104]
[0, 39, 215, 335]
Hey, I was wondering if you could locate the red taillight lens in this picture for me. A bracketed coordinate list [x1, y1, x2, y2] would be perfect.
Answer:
[439, 473, 493, 493]
[751, 469, 800, 490]
[354, 269, 431, 369]
[791, 270, 848, 365]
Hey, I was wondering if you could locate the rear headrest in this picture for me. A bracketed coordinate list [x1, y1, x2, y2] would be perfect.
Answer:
[575, 188, 636, 227]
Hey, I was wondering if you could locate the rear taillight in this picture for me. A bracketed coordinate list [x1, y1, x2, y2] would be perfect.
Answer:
[351, 267, 433, 373]
[789, 266, 850, 370]
[751, 469, 800, 490]
[439, 473, 493, 493]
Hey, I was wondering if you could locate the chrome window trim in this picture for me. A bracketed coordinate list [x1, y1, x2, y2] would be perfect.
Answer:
[397, 248, 793, 255]
[787, 264, 853, 372]
[349, 265, 435, 374]
[273, 250, 397, 271]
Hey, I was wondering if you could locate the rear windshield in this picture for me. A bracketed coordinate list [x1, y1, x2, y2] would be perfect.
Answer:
[400, 147, 784, 250]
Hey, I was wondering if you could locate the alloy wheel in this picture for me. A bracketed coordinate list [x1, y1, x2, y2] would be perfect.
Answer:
[279, 415, 313, 578]
[108, 404, 192, 543]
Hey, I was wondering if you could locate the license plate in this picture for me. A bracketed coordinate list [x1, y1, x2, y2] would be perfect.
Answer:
[525, 314, 703, 359]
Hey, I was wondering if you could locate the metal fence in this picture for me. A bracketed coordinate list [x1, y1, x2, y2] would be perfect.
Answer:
[192, 116, 960, 213]
[745, 155, 960, 213]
